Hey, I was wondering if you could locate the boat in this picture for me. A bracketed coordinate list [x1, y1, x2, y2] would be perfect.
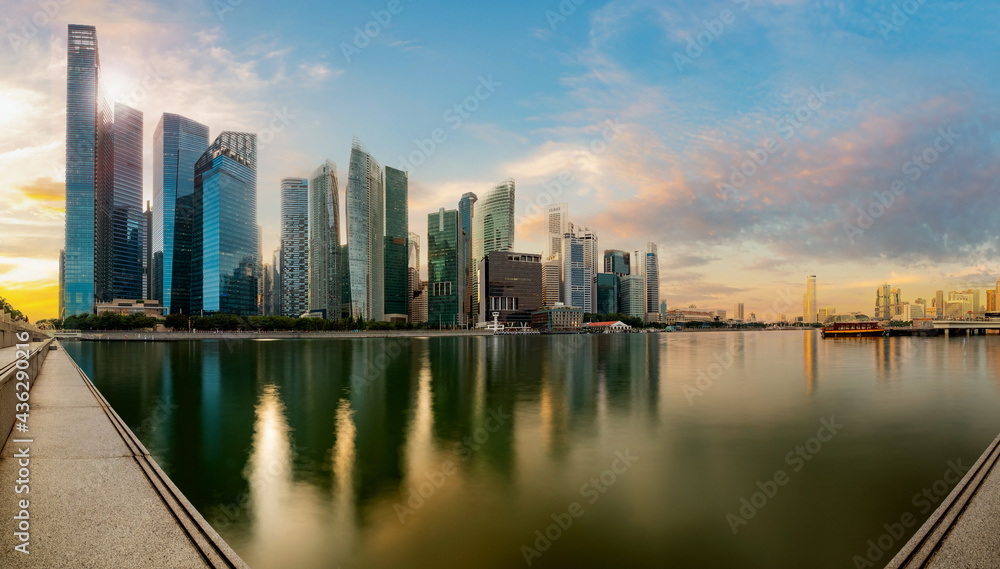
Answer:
[820, 321, 886, 338]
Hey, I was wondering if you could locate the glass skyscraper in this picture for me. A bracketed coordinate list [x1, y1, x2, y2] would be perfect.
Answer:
[645, 242, 659, 315]
[562, 233, 592, 312]
[596, 273, 620, 315]
[603, 249, 630, 276]
[191, 132, 259, 316]
[471, 179, 515, 319]
[110, 102, 144, 301]
[346, 137, 384, 320]
[428, 208, 465, 327]
[153, 113, 209, 313]
[65, 24, 108, 316]
[459, 192, 477, 321]
[308, 160, 341, 319]
[384, 166, 409, 320]
[478, 251, 543, 325]
[280, 177, 309, 317]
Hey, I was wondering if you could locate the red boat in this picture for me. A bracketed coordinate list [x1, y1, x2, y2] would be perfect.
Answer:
[821, 321, 886, 338]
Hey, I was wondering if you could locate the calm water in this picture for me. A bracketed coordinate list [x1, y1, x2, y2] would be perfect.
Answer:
[64, 332, 1000, 569]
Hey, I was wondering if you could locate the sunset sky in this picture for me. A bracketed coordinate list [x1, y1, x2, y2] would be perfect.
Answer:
[2, 0, 1000, 322]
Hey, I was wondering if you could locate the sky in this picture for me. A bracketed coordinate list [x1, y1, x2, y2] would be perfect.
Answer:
[2, 0, 1000, 322]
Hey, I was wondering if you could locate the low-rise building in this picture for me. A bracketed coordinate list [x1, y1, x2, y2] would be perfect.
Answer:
[531, 303, 583, 333]
[584, 320, 631, 333]
[94, 299, 167, 318]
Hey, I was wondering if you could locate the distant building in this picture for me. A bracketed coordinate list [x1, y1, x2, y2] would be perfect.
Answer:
[346, 137, 385, 320]
[562, 232, 592, 312]
[531, 303, 583, 333]
[384, 166, 409, 321]
[428, 208, 465, 327]
[596, 273, 620, 315]
[407, 232, 425, 324]
[578, 227, 599, 306]
[664, 309, 714, 325]
[584, 321, 630, 333]
[620, 274, 645, 321]
[645, 242, 659, 316]
[875, 284, 902, 320]
[603, 249, 630, 276]
[734, 302, 745, 322]
[471, 179, 515, 318]
[902, 303, 925, 321]
[94, 299, 167, 318]
[542, 257, 561, 306]
[546, 203, 569, 261]
[804, 275, 817, 323]
[935, 290, 944, 319]
[477, 251, 543, 326]
[280, 176, 309, 317]
[308, 160, 341, 319]
[459, 192, 477, 323]
[987, 289, 997, 312]
[818, 307, 836, 323]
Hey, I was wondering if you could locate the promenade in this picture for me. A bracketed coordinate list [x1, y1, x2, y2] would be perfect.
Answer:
[0, 342, 248, 568]
[888, 432, 1000, 567]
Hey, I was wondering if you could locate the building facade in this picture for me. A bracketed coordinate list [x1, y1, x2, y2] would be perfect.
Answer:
[603, 249, 630, 276]
[109, 102, 144, 301]
[280, 177, 309, 317]
[407, 232, 426, 324]
[645, 242, 659, 316]
[459, 192, 477, 323]
[546, 203, 569, 261]
[620, 274, 645, 321]
[471, 179, 515, 318]
[346, 137, 385, 320]
[477, 251, 543, 326]
[384, 166, 409, 321]
[428, 208, 465, 327]
[308, 160, 341, 319]
[562, 233, 592, 312]
[805, 275, 817, 323]
[596, 272, 620, 315]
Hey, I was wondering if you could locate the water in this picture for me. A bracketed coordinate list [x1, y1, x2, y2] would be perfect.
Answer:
[63, 331, 1000, 569]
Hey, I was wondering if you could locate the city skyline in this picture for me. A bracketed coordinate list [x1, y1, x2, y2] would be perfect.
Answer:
[5, 2, 1000, 322]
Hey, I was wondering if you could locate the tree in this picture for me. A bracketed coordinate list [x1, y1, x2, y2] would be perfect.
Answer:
[165, 313, 189, 330]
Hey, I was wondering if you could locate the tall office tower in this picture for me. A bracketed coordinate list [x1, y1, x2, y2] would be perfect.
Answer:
[478, 252, 543, 325]
[969, 288, 981, 315]
[660, 300, 667, 323]
[308, 160, 341, 319]
[936, 290, 944, 319]
[735, 302, 744, 321]
[890, 288, 902, 317]
[346, 137, 385, 320]
[577, 227, 599, 307]
[58, 249, 66, 319]
[407, 232, 424, 323]
[619, 274, 645, 320]
[428, 208, 465, 327]
[875, 284, 891, 320]
[152, 112, 209, 314]
[471, 179, 515, 317]
[263, 262, 274, 315]
[988, 290, 997, 312]
[143, 201, 152, 299]
[190, 132, 258, 316]
[542, 257, 561, 306]
[631, 248, 647, 322]
[271, 248, 282, 317]
[596, 273, 620, 314]
[108, 102, 144, 301]
[280, 177, 309, 317]
[340, 243, 351, 315]
[413, 281, 429, 324]
[384, 166, 409, 321]
[603, 249, 630, 276]
[65, 24, 112, 316]
[804, 275, 817, 323]
[459, 192, 477, 322]
[562, 233, 592, 312]
[645, 242, 659, 315]
[256, 225, 263, 314]
[546, 203, 569, 260]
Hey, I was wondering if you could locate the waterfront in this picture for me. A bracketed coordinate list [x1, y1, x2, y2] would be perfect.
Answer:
[64, 332, 1000, 569]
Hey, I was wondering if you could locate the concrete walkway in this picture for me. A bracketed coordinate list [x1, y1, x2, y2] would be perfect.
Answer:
[888, 432, 1000, 568]
[0, 342, 249, 568]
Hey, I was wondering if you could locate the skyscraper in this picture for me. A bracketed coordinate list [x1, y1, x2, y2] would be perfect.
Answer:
[546, 203, 569, 261]
[58, 249, 66, 319]
[408, 232, 425, 324]
[143, 201, 152, 300]
[459, 192, 477, 322]
[562, 232, 592, 312]
[110, 102, 144, 301]
[308, 160, 341, 319]
[735, 302, 744, 321]
[346, 137, 385, 320]
[631, 248, 646, 322]
[280, 177, 309, 317]
[471, 179, 515, 317]
[620, 274, 644, 320]
[384, 166, 409, 321]
[152, 113, 210, 314]
[596, 273, 620, 314]
[578, 227, 599, 309]
[65, 24, 110, 316]
[603, 249, 630, 276]
[190, 132, 259, 316]
[542, 257, 561, 306]
[428, 208, 465, 327]
[478, 252, 543, 325]
[935, 290, 944, 319]
[805, 275, 817, 323]
[875, 284, 892, 320]
[645, 242, 659, 316]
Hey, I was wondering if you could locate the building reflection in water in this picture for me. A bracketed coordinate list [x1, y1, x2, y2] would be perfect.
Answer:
[248, 385, 293, 542]
[330, 397, 357, 558]
[803, 330, 817, 396]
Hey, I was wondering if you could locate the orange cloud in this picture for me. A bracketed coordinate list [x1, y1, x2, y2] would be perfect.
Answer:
[0, 281, 59, 323]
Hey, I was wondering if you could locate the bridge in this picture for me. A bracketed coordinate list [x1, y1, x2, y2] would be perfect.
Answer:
[930, 320, 1000, 336]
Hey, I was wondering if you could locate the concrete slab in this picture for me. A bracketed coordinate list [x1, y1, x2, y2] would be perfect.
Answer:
[1, 405, 133, 459]
[29, 384, 101, 407]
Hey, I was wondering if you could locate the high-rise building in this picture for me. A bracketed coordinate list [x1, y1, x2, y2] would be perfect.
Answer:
[631, 248, 647, 322]
[988, 290, 997, 312]
[308, 160, 341, 319]
[471, 179, 515, 318]
[578, 227, 599, 309]
[596, 273, 620, 314]
[805, 275, 817, 323]
[263, 262, 274, 316]
[270, 248, 282, 317]
[280, 177, 309, 317]
[340, 243, 351, 312]
[256, 225, 263, 314]
[152, 113, 210, 314]
[478, 252, 543, 326]
[428, 208, 465, 327]
[645, 242, 659, 315]
[384, 166, 409, 321]
[190, 132, 258, 316]
[818, 307, 836, 323]
[109, 102, 143, 301]
[620, 274, 645, 320]
[58, 249, 66, 319]
[143, 201, 152, 300]
[459, 192, 477, 322]
[875, 284, 891, 320]
[948, 291, 973, 317]
[65, 24, 111, 316]
[734, 302, 744, 321]
[562, 232, 592, 312]
[346, 137, 385, 320]
[603, 249, 630, 276]
[542, 257, 561, 306]
[546, 203, 569, 261]
[408, 232, 425, 324]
